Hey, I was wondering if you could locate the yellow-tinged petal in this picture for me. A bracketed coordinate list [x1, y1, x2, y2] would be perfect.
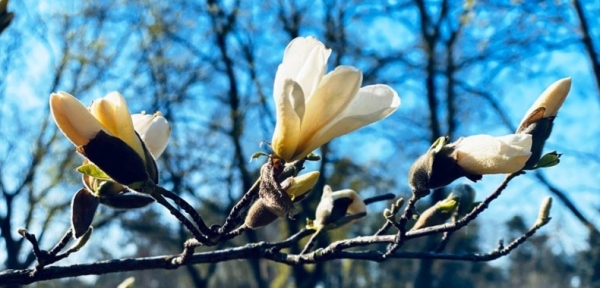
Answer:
[50, 92, 104, 146]
[285, 171, 320, 198]
[271, 79, 303, 162]
[293, 66, 362, 160]
[90, 92, 145, 160]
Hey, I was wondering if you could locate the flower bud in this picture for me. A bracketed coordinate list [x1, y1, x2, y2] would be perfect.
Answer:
[410, 193, 458, 231]
[284, 171, 320, 201]
[244, 199, 280, 229]
[308, 185, 366, 230]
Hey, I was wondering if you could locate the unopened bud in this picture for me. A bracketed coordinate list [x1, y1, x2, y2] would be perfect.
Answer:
[535, 197, 552, 227]
[244, 199, 279, 229]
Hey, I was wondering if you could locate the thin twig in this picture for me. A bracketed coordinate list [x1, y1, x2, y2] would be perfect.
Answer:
[384, 196, 417, 257]
[300, 229, 323, 254]
[48, 229, 73, 257]
[218, 178, 260, 234]
[158, 186, 215, 238]
[150, 192, 211, 244]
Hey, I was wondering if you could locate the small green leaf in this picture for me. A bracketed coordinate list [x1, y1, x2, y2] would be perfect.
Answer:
[431, 136, 447, 153]
[438, 199, 457, 213]
[249, 152, 268, 162]
[76, 163, 111, 180]
[305, 153, 321, 161]
[533, 151, 562, 169]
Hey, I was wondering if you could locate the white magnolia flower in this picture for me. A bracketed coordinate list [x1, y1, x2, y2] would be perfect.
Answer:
[453, 134, 532, 174]
[131, 112, 170, 160]
[271, 36, 401, 162]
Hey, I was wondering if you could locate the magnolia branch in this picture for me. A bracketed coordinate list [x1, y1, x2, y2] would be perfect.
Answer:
[0, 211, 549, 285]
[1, 173, 552, 286]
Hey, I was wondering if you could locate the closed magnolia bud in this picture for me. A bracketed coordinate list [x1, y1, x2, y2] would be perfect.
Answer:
[535, 197, 553, 227]
[285, 171, 320, 201]
[410, 195, 457, 231]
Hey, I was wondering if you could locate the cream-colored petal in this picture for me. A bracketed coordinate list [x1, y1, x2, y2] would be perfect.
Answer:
[292, 66, 362, 160]
[50, 92, 104, 146]
[295, 84, 400, 159]
[131, 113, 154, 135]
[133, 112, 170, 159]
[519, 77, 571, 127]
[91, 92, 145, 160]
[271, 79, 303, 162]
[275, 36, 331, 102]
[455, 134, 532, 174]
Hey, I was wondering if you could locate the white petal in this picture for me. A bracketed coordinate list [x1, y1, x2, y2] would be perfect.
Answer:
[303, 84, 400, 158]
[455, 134, 532, 174]
[274, 36, 331, 103]
[271, 79, 303, 161]
[293, 66, 362, 160]
[133, 113, 170, 159]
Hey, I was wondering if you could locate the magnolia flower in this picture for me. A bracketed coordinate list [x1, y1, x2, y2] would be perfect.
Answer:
[453, 134, 532, 174]
[271, 36, 401, 162]
[50, 91, 170, 187]
[307, 185, 366, 230]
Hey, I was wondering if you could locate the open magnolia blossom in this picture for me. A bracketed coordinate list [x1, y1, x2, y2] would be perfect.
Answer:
[453, 134, 532, 174]
[50, 91, 170, 187]
[308, 185, 366, 230]
[271, 36, 401, 162]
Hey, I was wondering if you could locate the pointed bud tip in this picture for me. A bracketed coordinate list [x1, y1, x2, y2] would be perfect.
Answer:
[535, 197, 553, 227]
